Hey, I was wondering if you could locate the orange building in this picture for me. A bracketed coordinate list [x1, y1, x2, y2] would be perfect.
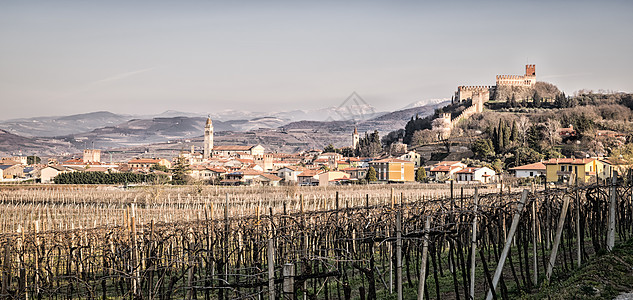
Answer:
[369, 158, 415, 182]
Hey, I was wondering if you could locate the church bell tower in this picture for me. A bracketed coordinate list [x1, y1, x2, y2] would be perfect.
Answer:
[204, 117, 213, 159]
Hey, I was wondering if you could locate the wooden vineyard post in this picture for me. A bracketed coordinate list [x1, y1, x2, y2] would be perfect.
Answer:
[607, 173, 617, 251]
[130, 203, 140, 298]
[486, 189, 528, 300]
[283, 263, 295, 300]
[268, 238, 275, 300]
[2, 240, 10, 295]
[224, 193, 229, 297]
[391, 187, 395, 209]
[546, 194, 570, 282]
[575, 191, 582, 268]
[417, 216, 431, 300]
[532, 196, 539, 285]
[396, 210, 402, 300]
[469, 188, 478, 299]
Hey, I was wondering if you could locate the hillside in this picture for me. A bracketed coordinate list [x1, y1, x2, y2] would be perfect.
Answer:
[0, 111, 132, 137]
[0, 129, 77, 157]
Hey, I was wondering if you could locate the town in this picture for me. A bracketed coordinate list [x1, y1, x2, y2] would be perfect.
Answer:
[1, 65, 629, 188]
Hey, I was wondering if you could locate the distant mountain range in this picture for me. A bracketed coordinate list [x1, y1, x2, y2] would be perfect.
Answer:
[0, 99, 448, 157]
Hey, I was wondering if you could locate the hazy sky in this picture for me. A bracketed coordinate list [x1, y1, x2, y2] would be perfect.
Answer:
[1, 0, 632, 120]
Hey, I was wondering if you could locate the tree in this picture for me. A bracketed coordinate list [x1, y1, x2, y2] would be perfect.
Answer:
[171, 157, 190, 185]
[610, 143, 633, 165]
[366, 166, 377, 182]
[382, 129, 404, 148]
[150, 164, 169, 172]
[411, 129, 435, 146]
[340, 147, 355, 157]
[356, 131, 382, 157]
[516, 116, 531, 147]
[509, 93, 518, 108]
[27, 156, 41, 165]
[432, 117, 452, 140]
[496, 119, 505, 152]
[532, 90, 542, 108]
[505, 146, 544, 169]
[471, 138, 495, 159]
[416, 167, 427, 182]
[544, 119, 561, 148]
[526, 124, 544, 152]
[510, 121, 518, 143]
[323, 144, 337, 153]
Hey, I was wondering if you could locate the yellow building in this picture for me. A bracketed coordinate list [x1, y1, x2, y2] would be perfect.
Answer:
[369, 158, 415, 182]
[543, 158, 604, 184]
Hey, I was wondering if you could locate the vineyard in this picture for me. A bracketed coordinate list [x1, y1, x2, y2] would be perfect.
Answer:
[0, 178, 632, 299]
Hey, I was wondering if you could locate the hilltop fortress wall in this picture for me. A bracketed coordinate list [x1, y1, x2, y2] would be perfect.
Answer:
[435, 65, 536, 140]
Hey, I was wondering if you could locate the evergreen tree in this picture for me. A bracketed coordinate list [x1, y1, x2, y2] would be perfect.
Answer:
[323, 144, 337, 153]
[416, 167, 427, 182]
[171, 157, 190, 185]
[27, 156, 41, 165]
[497, 120, 505, 152]
[510, 120, 518, 142]
[503, 120, 511, 150]
[366, 166, 377, 182]
[533, 90, 541, 108]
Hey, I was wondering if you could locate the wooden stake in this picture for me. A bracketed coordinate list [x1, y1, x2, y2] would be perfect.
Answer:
[486, 189, 528, 300]
[546, 194, 570, 282]
[470, 188, 478, 299]
[607, 173, 617, 251]
[417, 216, 431, 300]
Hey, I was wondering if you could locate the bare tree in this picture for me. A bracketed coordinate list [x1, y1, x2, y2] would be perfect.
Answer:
[411, 129, 435, 146]
[516, 116, 531, 146]
[432, 117, 452, 140]
[544, 119, 561, 148]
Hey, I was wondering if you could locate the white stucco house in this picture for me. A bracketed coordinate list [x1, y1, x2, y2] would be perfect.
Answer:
[455, 167, 496, 183]
[509, 162, 546, 178]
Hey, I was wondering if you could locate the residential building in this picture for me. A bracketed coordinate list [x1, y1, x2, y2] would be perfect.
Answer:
[0, 164, 24, 179]
[397, 151, 421, 168]
[40, 165, 71, 183]
[509, 162, 546, 178]
[543, 158, 604, 183]
[128, 158, 172, 171]
[368, 158, 415, 182]
[341, 167, 367, 180]
[455, 167, 496, 183]
[557, 125, 577, 137]
[297, 169, 322, 186]
[213, 145, 265, 157]
[318, 171, 350, 186]
[276, 166, 307, 183]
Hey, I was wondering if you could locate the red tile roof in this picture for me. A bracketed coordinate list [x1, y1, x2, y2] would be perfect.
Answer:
[543, 158, 596, 165]
[370, 158, 412, 163]
[129, 158, 164, 164]
[430, 165, 462, 172]
[214, 145, 255, 151]
[456, 167, 477, 174]
[509, 162, 546, 171]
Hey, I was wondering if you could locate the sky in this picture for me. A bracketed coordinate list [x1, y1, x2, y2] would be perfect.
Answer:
[1, 0, 632, 120]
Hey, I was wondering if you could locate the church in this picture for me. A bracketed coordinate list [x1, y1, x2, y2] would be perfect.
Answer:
[203, 117, 265, 159]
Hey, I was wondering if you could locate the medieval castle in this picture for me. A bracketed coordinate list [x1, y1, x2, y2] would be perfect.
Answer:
[437, 65, 536, 136]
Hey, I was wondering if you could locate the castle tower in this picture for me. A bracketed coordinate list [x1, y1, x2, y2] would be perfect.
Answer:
[83, 149, 101, 163]
[204, 117, 213, 159]
[352, 127, 360, 149]
[525, 64, 536, 76]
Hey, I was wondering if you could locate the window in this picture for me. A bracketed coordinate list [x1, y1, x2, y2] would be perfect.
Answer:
[530, 171, 533, 177]
[561, 166, 565, 172]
